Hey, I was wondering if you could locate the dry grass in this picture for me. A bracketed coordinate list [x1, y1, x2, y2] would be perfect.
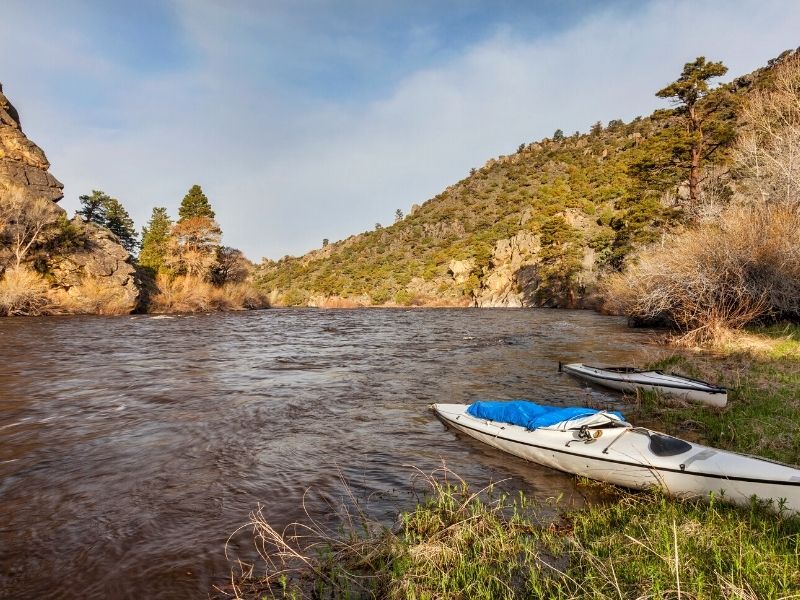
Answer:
[217, 281, 272, 310]
[48, 275, 135, 315]
[309, 295, 370, 308]
[148, 274, 269, 313]
[0, 266, 50, 316]
[713, 326, 800, 359]
[603, 204, 800, 345]
[0, 266, 137, 316]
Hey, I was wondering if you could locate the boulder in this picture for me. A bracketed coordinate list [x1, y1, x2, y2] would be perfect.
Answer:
[49, 219, 140, 306]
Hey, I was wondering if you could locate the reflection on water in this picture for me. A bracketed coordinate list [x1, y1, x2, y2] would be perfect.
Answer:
[0, 308, 656, 599]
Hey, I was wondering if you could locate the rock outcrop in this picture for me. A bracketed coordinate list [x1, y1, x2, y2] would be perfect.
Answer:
[448, 259, 476, 285]
[0, 83, 64, 204]
[473, 231, 540, 307]
[49, 219, 141, 309]
[470, 227, 598, 309]
[0, 83, 141, 312]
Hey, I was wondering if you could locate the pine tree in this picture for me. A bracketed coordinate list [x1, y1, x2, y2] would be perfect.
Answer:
[103, 198, 138, 253]
[656, 57, 729, 208]
[77, 190, 111, 225]
[77, 190, 138, 253]
[139, 207, 172, 273]
[178, 185, 215, 221]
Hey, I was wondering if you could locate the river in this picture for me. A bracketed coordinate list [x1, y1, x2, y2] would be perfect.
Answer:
[0, 308, 657, 598]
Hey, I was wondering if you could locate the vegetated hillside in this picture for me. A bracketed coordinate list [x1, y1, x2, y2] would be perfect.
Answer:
[256, 52, 793, 308]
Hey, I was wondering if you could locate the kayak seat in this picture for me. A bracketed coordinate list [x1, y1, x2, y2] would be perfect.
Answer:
[648, 433, 692, 457]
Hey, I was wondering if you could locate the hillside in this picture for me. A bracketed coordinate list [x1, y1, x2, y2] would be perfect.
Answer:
[256, 51, 795, 308]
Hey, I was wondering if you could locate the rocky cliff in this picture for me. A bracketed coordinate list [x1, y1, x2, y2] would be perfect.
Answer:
[0, 84, 64, 204]
[0, 83, 141, 313]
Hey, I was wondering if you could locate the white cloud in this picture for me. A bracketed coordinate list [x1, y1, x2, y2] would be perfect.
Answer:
[2, 0, 799, 259]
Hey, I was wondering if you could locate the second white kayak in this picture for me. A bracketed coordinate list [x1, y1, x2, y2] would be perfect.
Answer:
[560, 362, 728, 407]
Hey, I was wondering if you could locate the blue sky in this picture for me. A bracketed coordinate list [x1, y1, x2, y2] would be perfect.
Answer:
[2, 0, 799, 260]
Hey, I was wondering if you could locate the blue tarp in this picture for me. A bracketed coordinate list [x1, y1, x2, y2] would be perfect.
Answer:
[466, 400, 624, 430]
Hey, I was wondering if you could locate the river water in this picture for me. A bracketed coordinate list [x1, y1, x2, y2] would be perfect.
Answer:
[0, 308, 657, 598]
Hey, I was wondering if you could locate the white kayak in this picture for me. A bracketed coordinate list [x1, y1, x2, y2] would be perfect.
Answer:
[560, 362, 728, 407]
[433, 402, 800, 513]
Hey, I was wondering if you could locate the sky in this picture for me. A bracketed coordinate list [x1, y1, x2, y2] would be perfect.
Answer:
[1, 1, 799, 260]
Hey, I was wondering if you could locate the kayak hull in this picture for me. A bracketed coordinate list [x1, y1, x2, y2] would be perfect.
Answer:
[433, 403, 800, 513]
[561, 363, 728, 407]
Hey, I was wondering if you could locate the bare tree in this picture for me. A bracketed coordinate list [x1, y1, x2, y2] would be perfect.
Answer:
[210, 246, 251, 285]
[164, 216, 222, 278]
[735, 53, 800, 206]
[0, 189, 56, 268]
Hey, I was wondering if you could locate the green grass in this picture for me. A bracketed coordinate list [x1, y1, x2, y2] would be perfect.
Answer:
[644, 325, 800, 465]
[558, 488, 800, 599]
[228, 472, 800, 599]
[750, 323, 800, 358]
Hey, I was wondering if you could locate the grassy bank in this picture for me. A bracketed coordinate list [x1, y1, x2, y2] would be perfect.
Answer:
[225, 471, 799, 599]
[643, 324, 800, 466]
[224, 326, 800, 599]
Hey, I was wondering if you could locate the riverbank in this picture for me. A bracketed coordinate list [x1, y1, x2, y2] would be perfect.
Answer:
[226, 475, 800, 599]
[226, 325, 800, 599]
[0, 268, 270, 316]
[643, 323, 800, 466]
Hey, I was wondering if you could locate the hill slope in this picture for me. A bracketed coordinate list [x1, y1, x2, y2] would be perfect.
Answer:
[256, 51, 795, 308]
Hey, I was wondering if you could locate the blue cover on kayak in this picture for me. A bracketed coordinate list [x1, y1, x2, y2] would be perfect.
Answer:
[466, 400, 624, 430]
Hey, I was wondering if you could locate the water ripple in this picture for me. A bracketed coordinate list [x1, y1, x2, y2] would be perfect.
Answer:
[0, 308, 656, 599]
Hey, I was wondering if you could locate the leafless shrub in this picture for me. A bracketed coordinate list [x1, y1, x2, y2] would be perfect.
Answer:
[164, 216, 222, 278]
[735, 52, 800, 206]
[602, 205, 800, 344]
[0, 189, 58, 268]
[695, 167, 731, 221]
[0, 266, 51, 316]
[211, 246, 252, 285]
